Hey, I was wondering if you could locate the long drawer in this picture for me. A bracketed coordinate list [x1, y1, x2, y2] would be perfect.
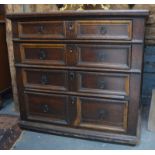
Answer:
[18, 68, 130, 98]
[24, 91, 128, 133]
[14, 43, 134, 70]
[15, 20, 132, 40]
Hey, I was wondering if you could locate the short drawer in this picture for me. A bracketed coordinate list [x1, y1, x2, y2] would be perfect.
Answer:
[77, 97, 128, 132]
[76, 44, 131, 69]
[22, 68, 68, 91]
[77, 72, 129, 96]
[76, 20, 132, 40]
[24, 92, 69, 124]
[19, 43, 66, 66]
[18, 21, 66, 39]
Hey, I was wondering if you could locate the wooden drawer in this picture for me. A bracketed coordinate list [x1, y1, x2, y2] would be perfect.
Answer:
[19, 43, 66, 66]
[18, 21, 66, 39]
[76, 44, 131, 69]
[77, 72, 129, 96]
[24, 92, 69, 124]
[16, 20, 132, 40]
[16, 43, 132, 70]
[75, 97, 128, 132]
[76, 20, 132, 40]
[22, 68, 68, 91]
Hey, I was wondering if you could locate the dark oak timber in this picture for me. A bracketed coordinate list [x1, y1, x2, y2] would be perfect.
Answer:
[7, 10, 149, 145]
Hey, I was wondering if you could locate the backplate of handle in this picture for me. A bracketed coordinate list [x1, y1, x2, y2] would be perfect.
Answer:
[98, 109, 108, 120]
[41, 104, 49, 113]
[39, 49, 47, 60]
[38, 25, 44, 33]
[97, 80, 105, 89]
[69, 71, 75, 80]
[97, 53, 106, 61]
[41, 74, 48, 85]
[100, 26, 107, 35]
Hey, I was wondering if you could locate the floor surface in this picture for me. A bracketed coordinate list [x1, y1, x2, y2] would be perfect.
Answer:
[0, 99, 155, 150]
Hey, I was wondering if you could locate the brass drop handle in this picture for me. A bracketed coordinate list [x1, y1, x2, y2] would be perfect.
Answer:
[98, 109, 108, 120]
[98, 80, 105, 89]
[69, 71, 75, 80]
[97, 53, 106, 61]
[41, 104, 49, 113]
[41, 74, 48, 85]
[39, 49, 47, 60]
[100, 26, 107, 35]
[38, 25, 44, 33]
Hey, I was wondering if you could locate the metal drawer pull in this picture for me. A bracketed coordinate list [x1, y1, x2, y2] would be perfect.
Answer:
[98, 80, 105, 89]
[41, 74, 48, 85]
[71, 96, 76, 105]
[41, 104, 49, 113]
[38, 25, 44, 33]
[39, 50, 47, 60]
[97, 53, 106, 61]
[69, 71, 75, 80]
[98, 109, 108, 120]
[100, 26, 107, 35]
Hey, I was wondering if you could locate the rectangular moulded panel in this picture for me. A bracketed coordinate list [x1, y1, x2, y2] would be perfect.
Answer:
[77, 97, 128, 133]
[19, 43, 67, 66]
[24, 92, 69, 125]
[22, 68, 68, 92]
[18, 21, 66, 39]
[77, 71, 130, 97]
[76, 44, 131, 70]
[76, 20, 132, 40]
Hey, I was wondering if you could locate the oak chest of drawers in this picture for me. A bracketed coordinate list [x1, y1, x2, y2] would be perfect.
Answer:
[7, 10, 149, 145]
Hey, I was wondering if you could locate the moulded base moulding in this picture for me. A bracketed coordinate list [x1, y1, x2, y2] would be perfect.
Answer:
[19, 119, 140, 145]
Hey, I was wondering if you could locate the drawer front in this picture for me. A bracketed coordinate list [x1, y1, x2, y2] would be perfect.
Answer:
[24, 92, 69, 124]
[77, 72, 129, 96]
[76, 20, 132, 40]
[20, 44, 66, 65]
[76, 44, 131, 69]
[18, 21, 66, 39]
[22, 69, 68, 91]
[77, 97, 128, 132]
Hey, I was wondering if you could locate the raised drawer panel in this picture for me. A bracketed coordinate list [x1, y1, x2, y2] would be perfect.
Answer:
[18, 21, 66, 39]
[78, 97, 128, 132]
[20, 44, 66, 65]
[77, 72, 129, 96]
[76, 44, 131, 69]
[22, 69, 68, 91]
[24, 92, 69, 124]
[76, 20, 132, 40]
